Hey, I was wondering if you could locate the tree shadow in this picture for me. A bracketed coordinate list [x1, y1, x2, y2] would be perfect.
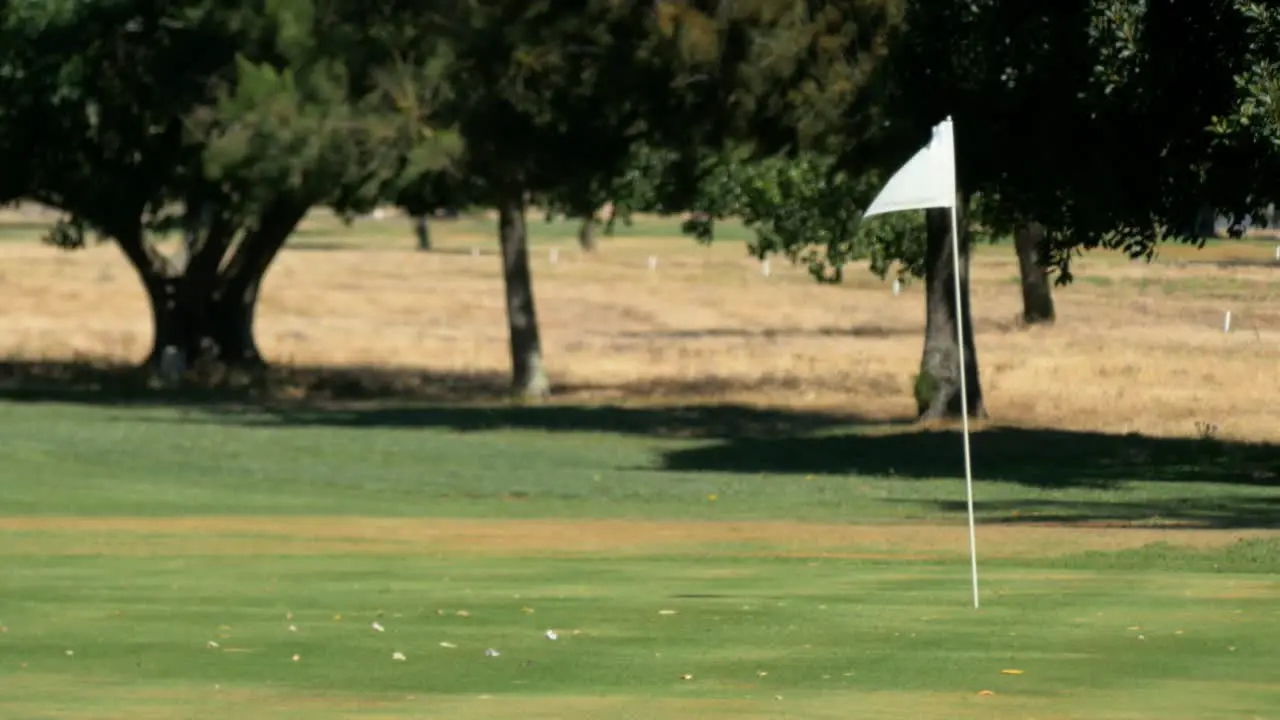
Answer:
[5, 359, 1278, 527]
[659, 427, 1279, 489]
[657, 428, 1280, 528]
[931, 496, 1280, 530]
[0, 359, 867, 440]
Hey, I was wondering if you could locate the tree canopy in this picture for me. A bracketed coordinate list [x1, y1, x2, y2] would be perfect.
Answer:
[0, 0, 456, 370]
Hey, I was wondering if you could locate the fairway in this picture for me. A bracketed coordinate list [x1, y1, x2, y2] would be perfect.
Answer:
[2, 400, 1280, 719]
[2, 213, 1280, 718]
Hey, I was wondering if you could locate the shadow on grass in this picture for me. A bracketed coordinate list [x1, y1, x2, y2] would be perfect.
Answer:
[659, 427, 1279, 488]
[945, 496, 1280, 530]
[0, 359, 864, 440]
[656, 428, 1280, 528]
[3, 359, 1278, 529]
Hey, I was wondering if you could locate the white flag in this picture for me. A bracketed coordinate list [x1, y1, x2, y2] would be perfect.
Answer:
[862, 117, 956, 218]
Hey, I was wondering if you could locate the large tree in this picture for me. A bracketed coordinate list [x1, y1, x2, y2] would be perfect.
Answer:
[395, 0, 906, 398]
[0, 0, 454, 371]
[641, 0, 1275, 421]
[852, 0, 1271, 417]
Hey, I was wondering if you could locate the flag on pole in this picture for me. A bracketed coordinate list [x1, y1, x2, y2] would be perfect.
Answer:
[858, 116, 982, 610]
[862, 117, 956, 218]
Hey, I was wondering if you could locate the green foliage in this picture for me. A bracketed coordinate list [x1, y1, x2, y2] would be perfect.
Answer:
[656, 149, 933, 283]
[408, 1, 909, 230]
[865, 1, 1277, 282]
[1208, 2, 1280, 214]
[0, 0, 461, 366]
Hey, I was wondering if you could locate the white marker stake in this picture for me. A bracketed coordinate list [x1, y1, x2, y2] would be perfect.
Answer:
[892, 278, 902, 296]
[471, 247, 479, 257]
[1274, 245, 1279, 261]
[761, 259, 771, 277]
[549, 248, 559, 264]
[648, 255, 658, 271]
[1224, 310, 1232, 333]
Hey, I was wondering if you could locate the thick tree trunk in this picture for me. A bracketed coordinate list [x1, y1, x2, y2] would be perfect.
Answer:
[140, 280, 264, 372]
[578, 216, 598, 252]
[142, 276, 206, 373]
[916, 194, 987, 421]
[498, 193, 551, 399]
[209, 277, 264, 367]
[414, 215, 431, 251]
[1013, 221, 1055, 325]
[120, 201, 306, 375]
[1194, 204, 1217, 238]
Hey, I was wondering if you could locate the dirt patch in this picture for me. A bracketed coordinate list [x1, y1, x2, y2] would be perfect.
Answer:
[1, 517, 1274, 558]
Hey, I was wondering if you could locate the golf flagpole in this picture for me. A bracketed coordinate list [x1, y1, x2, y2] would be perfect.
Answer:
[947, 186, 980, 610]
[860, 115, 980, 609]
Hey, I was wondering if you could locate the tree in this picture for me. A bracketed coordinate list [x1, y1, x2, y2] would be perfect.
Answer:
[1207, 2, 1280, 212]
[399, 0, 906, 399]
[656, 0, 1276, 419]
[1013, 222, 1054, 325]
[0, 0, 455, 371]
[849, 0, 1269, 417]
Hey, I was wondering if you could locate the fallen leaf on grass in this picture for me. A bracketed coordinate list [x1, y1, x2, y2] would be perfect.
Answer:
[658, 610, 678, 615]
[679, 674, 694, 681]
[521, 607, 535, 614]
[291, 654, 300, 662]
[484, 648, 501, 657]
[1000, 669, 1024, 675]
[288, 625, 297, 633]
[392, 652, 407, 661]
[372, 622, 385, 633]
[545, 630, 558, 640]
[456, 610, 471, 618]
[978, 690, 995, 696]
[439, 642, 457, 649]
[206, 641, 220, 649]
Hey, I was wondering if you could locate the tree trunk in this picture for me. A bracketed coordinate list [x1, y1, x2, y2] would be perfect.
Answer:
[139, 277, 264, 372]
[578, 216, 598, 252]
[1013, 221, 1055, 325]
[1193, 204, 1217, 238]
[120, 201, 306, 375]
[142, 276, 206, 373]
[414, 215, 431, 251]
[208, 277, 264, 367]
[206, 200, 308, 368]
[916, 194, 987, 421]
[498, 192, 551, 399]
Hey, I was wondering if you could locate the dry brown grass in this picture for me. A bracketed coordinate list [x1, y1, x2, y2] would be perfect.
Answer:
[1, 209, 1278, 441]
[1, 516, 1272, 558]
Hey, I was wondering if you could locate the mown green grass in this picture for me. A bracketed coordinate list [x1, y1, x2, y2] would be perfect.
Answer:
[2, 399, 1279, 719]
[2, 401, 1277, 524]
